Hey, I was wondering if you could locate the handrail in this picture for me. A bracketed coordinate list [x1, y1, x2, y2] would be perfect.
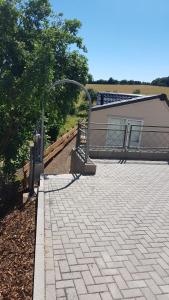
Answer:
[23, 127, 77, 184]
[90, 122, 169, 129]
[77, 122, 169, 155]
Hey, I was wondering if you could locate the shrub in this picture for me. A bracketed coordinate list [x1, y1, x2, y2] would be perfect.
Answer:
[133, 89, 141, 94]
[87, 88, 97, 103]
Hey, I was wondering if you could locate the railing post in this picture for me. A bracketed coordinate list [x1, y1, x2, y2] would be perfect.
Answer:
[123, 125, 128, 150]
[128, 125, 132, 149]
[76, 121, 80, 149]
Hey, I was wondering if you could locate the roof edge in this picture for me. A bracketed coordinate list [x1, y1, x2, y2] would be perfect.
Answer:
[92, 94, 168, 111]
[97, 91, 143, 97]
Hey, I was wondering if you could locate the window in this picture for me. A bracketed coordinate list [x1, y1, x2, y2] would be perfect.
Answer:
[106, 117, 144, 148]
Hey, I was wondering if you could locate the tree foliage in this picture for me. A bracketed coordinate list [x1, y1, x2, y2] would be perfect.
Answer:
[90, 76, 169, 87]
[92, 77, 149, 85]
[0, 0, 88, 180]
[151, 76, 169, 87]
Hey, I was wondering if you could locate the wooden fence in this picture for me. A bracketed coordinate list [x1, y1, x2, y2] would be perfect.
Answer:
[23, 127, 77, 185]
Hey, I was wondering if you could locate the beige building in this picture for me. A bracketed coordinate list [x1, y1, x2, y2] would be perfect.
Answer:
[90, 93, 169, 158]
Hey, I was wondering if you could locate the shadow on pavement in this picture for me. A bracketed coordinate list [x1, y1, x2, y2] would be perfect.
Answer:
[44, 173, 81, 193]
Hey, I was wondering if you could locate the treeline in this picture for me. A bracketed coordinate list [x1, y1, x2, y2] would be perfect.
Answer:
[151, 76, 169, 87]
[88, 76, 169, 87]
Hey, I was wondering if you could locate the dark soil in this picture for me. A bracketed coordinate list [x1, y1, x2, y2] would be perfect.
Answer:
[0, 199, 36, 300]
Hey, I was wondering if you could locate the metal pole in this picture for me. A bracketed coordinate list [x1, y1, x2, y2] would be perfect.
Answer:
[40, 97, 44, 173]
[128, 125, 132, 149]
[76, 121, 80, 149]
[123, 125, 128, 150]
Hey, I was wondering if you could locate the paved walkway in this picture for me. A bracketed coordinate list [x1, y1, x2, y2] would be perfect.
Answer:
[44, 160, 169, 300]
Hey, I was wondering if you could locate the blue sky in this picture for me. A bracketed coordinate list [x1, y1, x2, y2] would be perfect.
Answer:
[50, 0, 169, 82]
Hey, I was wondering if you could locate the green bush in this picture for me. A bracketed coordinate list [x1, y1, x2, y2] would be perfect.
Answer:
[87, 88, 97, 103]
[78, 102, 88, 111]
[133, 89, 141, 94]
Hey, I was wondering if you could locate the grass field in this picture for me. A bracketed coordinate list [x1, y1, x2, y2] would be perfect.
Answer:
[87, 84, 169, 98]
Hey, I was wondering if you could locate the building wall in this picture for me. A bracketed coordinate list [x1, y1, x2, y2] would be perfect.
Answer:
[90, 98, 169, 149]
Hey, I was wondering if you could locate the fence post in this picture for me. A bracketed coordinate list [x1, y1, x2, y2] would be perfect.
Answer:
[76, 122, 80, 149]
[127, 125, 132, 149]
[84, 123, 88, 163]
[123, 125, 128, 150]
[29, 145, 35, 197]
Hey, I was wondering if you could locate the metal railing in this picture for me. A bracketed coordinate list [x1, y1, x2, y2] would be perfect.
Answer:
[128, 125, 169, 151]
[76, 121, 88, 161]
[26, 123, 43, 196]
[77, 122, 169, 154]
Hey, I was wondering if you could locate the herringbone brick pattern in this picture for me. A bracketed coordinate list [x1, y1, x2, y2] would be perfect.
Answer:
[44, 160, 169, 299]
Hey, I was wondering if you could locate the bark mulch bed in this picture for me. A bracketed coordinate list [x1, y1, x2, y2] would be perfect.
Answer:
[0, 199, 36, 300]
[0, 136, 74, 299]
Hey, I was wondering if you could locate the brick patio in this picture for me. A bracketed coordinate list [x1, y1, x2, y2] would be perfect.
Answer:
[43, 160, 169, 299]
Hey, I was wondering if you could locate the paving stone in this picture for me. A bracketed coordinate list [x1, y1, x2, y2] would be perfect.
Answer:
[95, 257, 106, 269]
[114, 274, 128, 289]
[78, 258, 95, 265]
[87, 284, 108, 293]
[101, 268, 119, 276]
[141, 287, 156, 300]
[122, 288, 143, 298]
[66, 287, 78, 300]
[56, 288, 65, 298]
[160, 285, 169, 293]
[55, 280, 74, 289]
[62, 271, 81, 280]
[82, 271, 94, 285]
[89, 263, 101, 277]
[74, 278, 87, 294]
[108, 282, 122, 299]
[79, 294, 101, 300]
[67, 253, 77, 265]
[43, 160, 169, 299]
[145, 278, 162, 294]
[94, 276, 113, 284]
[59, 260, 70, 273]
[101, 292, 113, 300]
[119, 268, 132, 281]
[54, 267, 61, 281]
[127, 280, 147, 288]
[149, 271, 165, 285]
[157, 295, 169, 300]
[132, 272, 151, 280]
[70, 264, 88, 272]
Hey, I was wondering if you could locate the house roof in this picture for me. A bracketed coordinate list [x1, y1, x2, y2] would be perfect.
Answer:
[92, 93, 168, 111]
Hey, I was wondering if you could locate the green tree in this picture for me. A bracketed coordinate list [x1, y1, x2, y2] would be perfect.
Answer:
[151, 76, 169, 87]
[108, 77, 119, 84]
[87, 73, 93, 83]
[0, 0, 88, 181]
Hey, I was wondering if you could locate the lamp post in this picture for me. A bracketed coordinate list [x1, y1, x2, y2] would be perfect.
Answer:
[40, 79, 92, 170]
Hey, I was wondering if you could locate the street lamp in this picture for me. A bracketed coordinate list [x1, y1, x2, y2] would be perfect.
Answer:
[40, 79, 92, 169]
